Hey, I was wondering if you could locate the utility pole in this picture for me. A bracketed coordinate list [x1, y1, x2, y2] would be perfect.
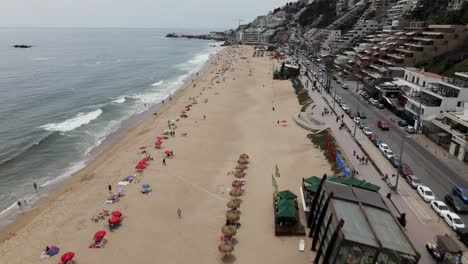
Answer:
[394, 133, 407, 193]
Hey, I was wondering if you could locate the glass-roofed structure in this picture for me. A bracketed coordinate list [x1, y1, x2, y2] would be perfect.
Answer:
[308, 181, 420, 263]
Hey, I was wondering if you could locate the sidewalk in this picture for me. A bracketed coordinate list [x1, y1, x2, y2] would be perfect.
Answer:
[298, 75, 452, 264]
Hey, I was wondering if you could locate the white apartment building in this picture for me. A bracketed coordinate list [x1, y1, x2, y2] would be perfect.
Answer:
[411, 72, 468, 131]
[448, 0, 468, 11]
[335, 19, 379, 47]
[237, 30, 261, 44]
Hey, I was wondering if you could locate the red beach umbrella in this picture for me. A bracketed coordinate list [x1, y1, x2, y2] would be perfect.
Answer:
[164, 150, 172, 155]
[281, 120, 287, 123]
[94, 230, 107, 241]
[111, 211, 122, 217]
[61, 252, 75, 262]
[139, 146, 146, 150]
[156, 136, 163, 140]
[155, 141, 162, 145]
[108, 216, 121, 224]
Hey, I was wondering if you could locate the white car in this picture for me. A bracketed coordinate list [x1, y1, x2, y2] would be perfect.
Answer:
[430, 200, 450, 217]
[342, 84, 349, 89]
[354, 117, 361, 124]
[379, 143, 390, 154]
[417, 186, 436, 202]
[342, 104, 350, 111]
[369, 98, 378, 105]
[362, 127, 373, 136]
[382, 149, 394, 159]
[444, 212, 465, 230]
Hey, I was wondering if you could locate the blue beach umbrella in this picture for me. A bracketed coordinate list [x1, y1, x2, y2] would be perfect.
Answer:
[116, 189, 125, 194]
[142, 184, 150, 189]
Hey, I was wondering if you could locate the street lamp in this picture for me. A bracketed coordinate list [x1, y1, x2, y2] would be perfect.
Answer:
[394, 133, 409, 193]
[353, 80, 360, 138]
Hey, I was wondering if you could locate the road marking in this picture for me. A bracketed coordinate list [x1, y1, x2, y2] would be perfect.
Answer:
[402, 196, 434, 224]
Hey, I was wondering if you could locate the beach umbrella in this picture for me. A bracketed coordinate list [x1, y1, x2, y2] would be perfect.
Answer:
[126, 176, 135, 181]
[116, 189, 125, 194]
[108, 216, 121, 224]
[142, 184, 150, 189]
[156, 136, 163, 140]
[111, 211, 122, 217]
[155, 141, 163, 145]
[94, 230, 107, 241]
[164, 150, 172, 155]
[226, 212, 239, 222]
[232, 181, 242, 188]
[278, 190, 297, 200]
[229, 189, 243, 197]
[139, 146, 147, 150]
[221, 225, 237, 236]
[234, 172, 246, 178]
[227, 200, 240, 209]
[61, 252, 75, 263]
[48, 246, 59, 256]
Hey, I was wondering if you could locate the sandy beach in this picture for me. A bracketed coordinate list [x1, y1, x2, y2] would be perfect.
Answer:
[0, 45, 331, 263]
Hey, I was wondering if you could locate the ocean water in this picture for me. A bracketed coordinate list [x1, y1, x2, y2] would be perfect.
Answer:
[0, 28, 221, 225]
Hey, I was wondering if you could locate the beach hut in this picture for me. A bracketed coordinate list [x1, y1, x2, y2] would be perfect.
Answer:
[278, 190, 297, 200]
[276, 205, 297, 221]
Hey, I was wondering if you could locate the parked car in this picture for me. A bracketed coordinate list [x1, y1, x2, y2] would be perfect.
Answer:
[357, 112, 366, 119]
[398, 120, 408, 127]
[444, 212, 465, 230]
[406, 175, 421, 189]
[456, 228, 468, 247]
[417, 186, 436, 202]
[354, 117, 361, 124]
[377, 120, 389, 130]
[405, 126, 416, 134]
[368, 133, 379, 141]
[389, 156, 400, 168]
[382, 149, 395, 159]
[453, 186, 468, 203]
[399, 163, 413, 178]
[430, 200, 451, 217]
[445, 195, 468, 214]
[358, 120, 368, 129]
[373, 138, 383, 147]
[362, 127, 373, 136]
[342, 83, 348, 89]
[376, 103, 385, 109]
[369, 98, 378, 106]
[379, 143, 391, 154]
[341, 104, 350, 112]
[349, 112, 355, 118]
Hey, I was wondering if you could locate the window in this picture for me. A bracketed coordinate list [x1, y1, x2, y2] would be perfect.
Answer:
[423, 81, 426, 87]
[457, 102, 462, 107]
[416, 77, 419, 84]
[412, 76, 415, 83]
[405, 74, 407, 80]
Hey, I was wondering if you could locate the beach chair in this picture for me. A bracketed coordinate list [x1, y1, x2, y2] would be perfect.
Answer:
[89, 238, 106, 248]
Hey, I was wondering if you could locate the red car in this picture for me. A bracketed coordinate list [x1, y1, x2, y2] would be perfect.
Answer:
[399, 163, 413, 178]
[378, 120, 389, 130]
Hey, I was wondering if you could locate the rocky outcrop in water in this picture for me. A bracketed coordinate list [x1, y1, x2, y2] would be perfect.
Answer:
[13, 45, 32, 48]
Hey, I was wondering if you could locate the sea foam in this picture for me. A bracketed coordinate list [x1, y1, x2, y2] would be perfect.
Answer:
[151, 80, 164, 87]
[40, 109, 103, 132]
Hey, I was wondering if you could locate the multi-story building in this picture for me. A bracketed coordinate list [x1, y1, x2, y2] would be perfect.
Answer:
[372, 0, 399, 19]
[424, 101, 468, 162]
[334, 19, 380, 48]
[236, 30, 261, 44]
[448, 0, 468, 11]
[393, 69, 443, 128]
[321, 30, 342, 53]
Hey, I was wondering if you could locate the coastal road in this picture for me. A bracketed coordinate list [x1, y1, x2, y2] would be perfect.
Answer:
[297, 52, 468, 226]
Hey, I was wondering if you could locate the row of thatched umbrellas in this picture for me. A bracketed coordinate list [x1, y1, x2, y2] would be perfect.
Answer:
[218, 154, 249, 257]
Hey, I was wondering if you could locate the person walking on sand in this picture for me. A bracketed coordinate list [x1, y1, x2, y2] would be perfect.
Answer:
[365, 157, 369, 164]
[177, 208, 182, 219]
[203, 115, 206, 120]
[33, 182, 38, 192]
[17, 201, 21, 208]
[108, 185, 112, 193]
[353, 150, 356, 157]
[163, 158, 166, 166]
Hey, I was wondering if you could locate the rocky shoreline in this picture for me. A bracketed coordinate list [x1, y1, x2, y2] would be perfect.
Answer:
[166, 32, 226, 42]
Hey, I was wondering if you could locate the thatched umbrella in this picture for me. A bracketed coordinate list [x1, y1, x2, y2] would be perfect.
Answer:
[229, 189, 243, 197]
[232, 180, 243, 188]
[232, 197, 242, 204]
[239, 153, 249, 159]
[221, 225, 237, 236]
[218, 243, 234, 255]
[237, 158, 249, 165]
[235, 165, 247, 170]
[227, 200, 240, 209]
[234, 171, 246, 178]
[229, 209, 241, 216]
[226, 212, 240, 222]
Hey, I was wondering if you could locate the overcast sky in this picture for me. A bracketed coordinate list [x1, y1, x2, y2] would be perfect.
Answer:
[0, 0, 290, 29]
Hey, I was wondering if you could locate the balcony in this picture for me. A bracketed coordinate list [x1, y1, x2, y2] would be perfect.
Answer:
[442, 74, 468, 88]
[378, 59, 394, 66]
[425, 84, 460, 98]
[413, 37, 435, 45]
[387, 53, 404, 63]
